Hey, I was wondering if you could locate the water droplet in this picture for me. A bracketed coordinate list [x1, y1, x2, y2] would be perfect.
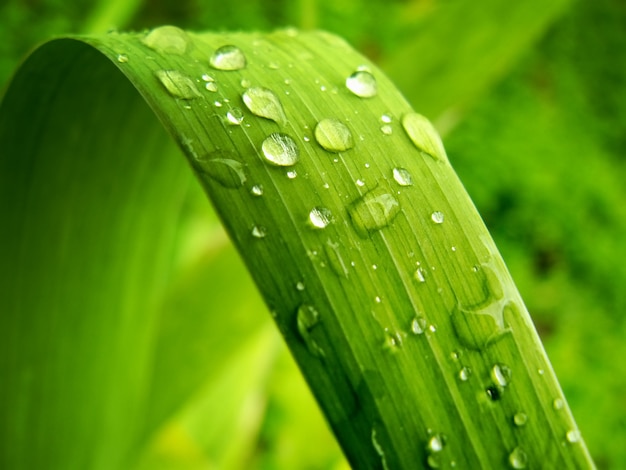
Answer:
[155, 70, 201, 99]
[116, 54, 128, 63]
[392, 167, 413, 186]
[251, 184, 264, 197]
[348, 187, 400, 238]
[325, 239, 349, 278]
[566, 429, 581, 444]
[415, 267, 426, 283]
[356, 179, 366, 187]
[381, 114, 392, 123]
[142, 25, 189, 55]
[240, 78, 251, 88]
[402, 112, 447, 161]
[309, 207, 333, 229]
[193, 150, 247, 188]
[226, 108, 244, 125]
[450, 301, 508, 351]
[214, 100, 223, 107]
[314, 118, 354, 152]
[346, 70, 377, 98]
[296, 281, 305, 291]
[261, 133, 299, 166]
[410, 316, 427, 335]
[431, 211, 445, 224]
[491, 363, 512, 387]
[513, 412, 528, 427]
[508, 447, 528, 469]
[201, 74, 215, 82]
[553, 398, 564, 410]
[427, 433, 446, 453]
[426, 454, 441, 469]
[251, 225, 267, 238]
[242, 87, 287, 125]
[209, 45, 247, 70]
[486, 385, 501, 401]
[286, 170, 297, 179]
[296, 304, 325, 357]
[459, 367, 471, 381]
[205, 82, 218, 92]
[380, 124, 393, 135]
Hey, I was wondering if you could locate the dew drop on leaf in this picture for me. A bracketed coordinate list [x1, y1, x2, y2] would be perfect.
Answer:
[314, 118, 354, 152]
[309, 207, 334, 229]
[261, 133, 299, 166]
[193, 150, 247, 188]
[553, 398, 564, 410]
[286, 170, 298, 179]
[459, 367, 471, 381]
[155, 70, 201, 100]
[427, 433, 446, 453]
[566, 429, 581, 444]
[346, 69, 377, 98]
[508, 447, 528, 469]
[226, 108, 244, 125]
[209, 44, 247, 70]
[486, 385, 501, 401]
[348, 187, 400, 237]
[205, 82, 218, 92]
[410, 316, 427, 335]
[450, 302, 508, 351]
[250, 184, 264, 197]
[242, 87, 287, 125]
[251, 225, 267, 238]
[392, 167, 413, 186]
[431, 211, 445, 224]
[116, 54, 128, 63]
[402, 112, 447, 161]
[491, 363, 512, 387]
[142, 25, 189, 55]
[415, 267, 426, 283]
[513, 412, 528, 427]
[380, 125, 393, 135]
[296, 304, 325, 357]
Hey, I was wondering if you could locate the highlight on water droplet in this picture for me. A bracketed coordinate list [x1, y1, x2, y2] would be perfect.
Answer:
[427, 433, 447, 453]
[513, 412, 528, 427]
[450, 301, 508, 351]
[392, 167, 413, 186]
[459, 366, 471, 381]
[250, 184, 264, 197]
[226, 108, 244, 125]
[314, 118, 354, 153]
[402, 112, 447, 161]
[346, 69, 377, 98]
[261, 133, 299, 166]
[348, 187, 400, 238]
[142, 25, 189, 55]
[486, 385, 501, 401]
[410, 316, 427, 335]
[296, 281, 305, 291]
[566, 429, 581, 444]
[209, 44, 247, 70]
[242, 87, 287, 126]
[193, 150, 247, 188]
[508, 447, 528, 469]
[116, 54, 128, 63]
[155, 70, 201, 100]
[309, 207, 334, 229]
[415, 266, 427, 283]
[251, 225, 267, 239]
[296, 304, 325, 357]
[491, 363, 512, 387]
[286, 170, 297, 179]
[205, 82, 218, 92]
[431, 211, 444, 224]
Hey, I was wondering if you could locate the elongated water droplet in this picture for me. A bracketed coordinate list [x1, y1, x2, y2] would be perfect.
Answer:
[226, 108, 244, 125]
[297, 304, 325, 357]
[242, 87, 287, 125]
[193, 150, 247, 188]
[309, 207, 333, 229]
[325, 239, 349, 278]
[155, 70, 201, 99]
[346, 70, 377, 98]
[492, 363, 512, 387]
[261, 133, 299, 166]
[410, 316, 427, 335]
[415, 267, 427, 283]
[142, 25, 189, 55]
[251, 225, 267, 238]
[314, 118, 354, 152]
[348, 187, 400, 238]
[371, 428, 390, 470]
[210, 45, 246, 70]
[508, 447, 528, 469]
[392, 167, 412, 186]
[402, 112, 447, 161]
[431, 211, 444, 224]
[116, 54, 128, 63]
[513, 412, 528, 427]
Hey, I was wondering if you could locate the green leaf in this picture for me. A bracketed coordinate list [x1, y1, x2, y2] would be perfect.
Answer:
[0, 27, 595, 469]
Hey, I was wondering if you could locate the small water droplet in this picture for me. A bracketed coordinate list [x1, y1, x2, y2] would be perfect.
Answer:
[348, 187, 400, 238]
[193, 150, 247, 188]
[226, 108, 244, 125]
[356, 179, 365, 187]
[513, 412, 528, 427]
[427, 433, 446, 453]
[251, 184, 264, 197]
[411, 316, 427, 335]
[116, 54, 128, 63]
[346, 69, 377, 98]
[415, 267, 427, 283]
[251, 225, 267, 238]
[261, 133, 299, 166]
[309, 207, 334, 229]
[392, 167, 413, 186]
[287, 170, 298, 179]
[155, 70, 201, 99]
[205, 82, 218, 92]
[380, 125, 393, 135]
[508, 447, 528, 469]
[566, 429, 581, 444]
[296, 304, 325, 357]
[491, 363, 512, 387]
[240, 78, 251, 88]
[553, 398, 564, 410]
[142, 25, 189, 55]
[242, 87, 287, 125]
[201, 74, 215, 82]
[210, 45, 247, 70]
[296, 281, 305, 291]
[486, 385, 501, 401]
[314, 118, 354, 152]
[381, 114, 392, 123]
[431, 211, 445, 224]
[402, 112, 447, 161]
[459, 367, 471, 381]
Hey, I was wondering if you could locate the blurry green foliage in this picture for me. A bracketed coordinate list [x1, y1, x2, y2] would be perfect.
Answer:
[1, 0, 624, 468]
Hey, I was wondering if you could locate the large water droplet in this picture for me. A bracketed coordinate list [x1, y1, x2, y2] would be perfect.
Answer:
[508, 447, 528, 469]
[155, 70, 201, 99]
[242, 87, 287, 125]
[346, 70, 377, 98]
[142, 25, 189, 55]
[402, 112, 447, 161]
[193, 150, 247, 188]
[314, 118, 354, 152]
[209, 45, 247, 70]
[309, 207, 333, 229]
[296, 304, 325, 357]
[450, 301, 508, 350]
[261, 133, 299, 166]
[491, 363, 512, 387]
[325, 239, 349, 278]
[348, 187, 400, 238]
[392, 167, 413, 186]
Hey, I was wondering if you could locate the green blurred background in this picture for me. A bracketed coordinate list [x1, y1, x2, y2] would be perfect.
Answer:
[1, 0, 624, 468]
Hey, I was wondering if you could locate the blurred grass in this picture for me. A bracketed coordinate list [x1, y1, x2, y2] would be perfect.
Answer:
[0, 0, 623, 468]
